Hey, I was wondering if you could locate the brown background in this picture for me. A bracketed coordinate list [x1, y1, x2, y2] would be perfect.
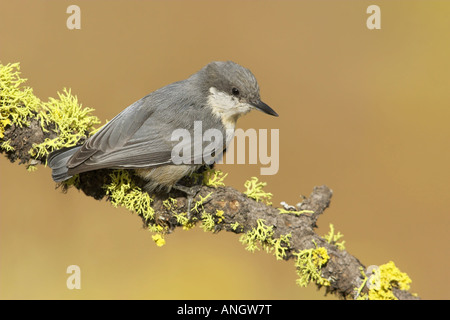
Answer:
[1, 0, 449, 299]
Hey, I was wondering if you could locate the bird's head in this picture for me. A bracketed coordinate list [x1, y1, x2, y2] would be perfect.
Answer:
[199, 61, 278, 125]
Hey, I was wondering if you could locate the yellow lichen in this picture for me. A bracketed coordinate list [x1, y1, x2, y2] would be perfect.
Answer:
[190, 192, 212, 213]
[104, 170, 155, 221]
[323, 223, 345, 250]
[163, 197, 178, 212]
[215, 210, 224, 223]
[354, 267, 369, 300]
[151, 234, 166, 247]
[0, 62, 40, 131]
[172, 212, 196, 230]
[0, 118, 11, 139]
[31, 88, 101, 161]
[239, 219, 292, 260]
[200, 209, 225, 232]
[239, 219, 274, 253]
[200, 212, 215, 232]
[202, 168, 228, 187]
[278, 208, 314, 215]
[230, 221, 241, 231]
[0, 62, 101, 167]
[294, 242, 330, 287]
[244, 177, 273, 205]
[272, 233, 292, 260]
[1, 139, 15, 152]
[367, 261, 412, 300]
[26, 164, 37, 172]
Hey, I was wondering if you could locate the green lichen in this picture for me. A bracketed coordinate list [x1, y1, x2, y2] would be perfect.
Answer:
[0, 62, 40, 132]
[148, 224, 166, 247]
[272, 233, 292, 260]
[278, 208, 314, 215]
[230, 221, 242, 232]
[151, 233, 166, 247]
[148, 223, 165, 234]
[239, 219, 274, 253]
[354, 267, 369, 300]
[200, 209, 225, 232]
[239, 219, 291, 260]
[173, 212, 196, 230]
[0, 118, 11, 139]
[202, 168, 228, 187]
[367, 261, 412, 300]
[293, 242, 330, 287]
[322, 223, 345, 250]
[0, 62, 101, 166]
[163, 197, 178, 213]
[243, 177, 273, 205]
[1, 139, 15, 152]
[190, 192, 212, 214]
[31, 88, 100, 161]
[168, 192, 216, 231]
[200, 213, 215, 232]
[104, 170, 155, 221]
[26, 164, 37, 172]
[215, 210, 224, 223]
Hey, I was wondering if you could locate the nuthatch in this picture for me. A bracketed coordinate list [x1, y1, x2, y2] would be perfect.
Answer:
[48, 61, 278, 193]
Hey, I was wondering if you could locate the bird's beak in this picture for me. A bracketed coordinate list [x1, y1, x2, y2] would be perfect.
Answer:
[251, 100, 279, 117]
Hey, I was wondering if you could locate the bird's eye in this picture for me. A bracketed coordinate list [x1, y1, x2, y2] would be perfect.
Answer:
[232, 87, 240, 96]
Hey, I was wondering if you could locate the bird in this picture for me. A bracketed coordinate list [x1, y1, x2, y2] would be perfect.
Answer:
[48, 61, 278, 195]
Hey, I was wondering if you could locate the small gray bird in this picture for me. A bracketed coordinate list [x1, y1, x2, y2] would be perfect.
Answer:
[48, 61, 278, 193]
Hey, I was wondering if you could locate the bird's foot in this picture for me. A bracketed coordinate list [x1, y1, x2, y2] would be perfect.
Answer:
[173, 184, 203, 217]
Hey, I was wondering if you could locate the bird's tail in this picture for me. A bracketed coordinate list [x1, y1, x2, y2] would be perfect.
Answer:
[48, 146, 81, 182]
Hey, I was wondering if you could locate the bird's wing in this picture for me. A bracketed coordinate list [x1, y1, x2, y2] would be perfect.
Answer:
[67, 96, 158, 169]
[66, 86, 226, 175]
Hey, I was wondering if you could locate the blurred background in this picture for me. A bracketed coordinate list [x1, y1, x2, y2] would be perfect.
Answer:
[1, 0, 449, 299]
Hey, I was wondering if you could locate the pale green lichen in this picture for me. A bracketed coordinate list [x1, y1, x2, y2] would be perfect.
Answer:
[151, 234, 166, 247]
[239, 219, 274, 253]
[173, 212, 197, 230]
[0, 118, 11, 139]
[26, 164, 37, 172]
[104, 170, 155, 221]
[272, 233, 292, 260]
[278, 208, 314, 215]
[215, 210, 224, 223]
[323, 223, 346, 250]
[354, 267, 369, 300]
[190, 192, 212, 214]
[244, 177, 273, 205]
[1, 139, 15, 152]
[0, 62, 40, 132]
[200, 213, 216, 232]
[202, 168, 228, 187]
[230, 221, 242, 232]
[0, 62, 101, 165]
[239, 219, 291, 260]
[293, 242, 330, 287]
[31, 88, 101, 161]
[148, 224, 166, 247]
[148, 223, 165, 234]
[200, 209, 225, 232]
[163, 197, 178, 213]
[367, 261, 412, 300]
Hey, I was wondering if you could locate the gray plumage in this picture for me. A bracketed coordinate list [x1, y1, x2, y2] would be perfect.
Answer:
[48, 61, 277, 191]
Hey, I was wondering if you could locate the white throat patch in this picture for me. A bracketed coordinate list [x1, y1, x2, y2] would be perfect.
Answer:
[207, 87, 252, 128]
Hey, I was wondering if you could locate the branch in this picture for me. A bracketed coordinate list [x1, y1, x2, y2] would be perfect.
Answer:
[0, 62, 419, 300]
